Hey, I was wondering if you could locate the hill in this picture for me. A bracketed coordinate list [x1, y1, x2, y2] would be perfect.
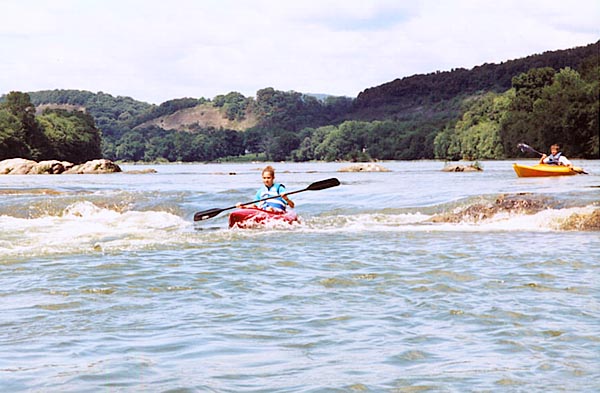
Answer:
[351, 40, 599, 120]
[134, 102, 258, 132]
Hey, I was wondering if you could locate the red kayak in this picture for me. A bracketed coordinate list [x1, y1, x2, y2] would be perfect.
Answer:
[228, 208, 299, 229]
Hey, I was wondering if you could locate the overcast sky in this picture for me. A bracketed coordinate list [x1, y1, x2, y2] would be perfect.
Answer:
[1, 0, 598, 104]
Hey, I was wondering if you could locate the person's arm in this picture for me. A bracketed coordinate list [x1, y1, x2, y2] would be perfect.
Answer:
[539, 154, 547, 164]
[236, 189, 261, 208]
[560, 156, 573, 167]
[282, 193, 295, 208]
[278, 185, 295, 208]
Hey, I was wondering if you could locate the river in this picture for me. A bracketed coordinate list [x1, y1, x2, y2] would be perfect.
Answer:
[1, 160, 599, 392]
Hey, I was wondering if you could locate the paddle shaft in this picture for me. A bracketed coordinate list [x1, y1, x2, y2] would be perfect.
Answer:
[194, 178, 340, 221]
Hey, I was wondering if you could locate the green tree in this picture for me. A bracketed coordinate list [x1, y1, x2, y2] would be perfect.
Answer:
[532, 68, 599, 158]
[500, 68, 556, 156]
[1, 91, 45, 159]
[38, 109, 102, 162]
[0, 109, 30, 159]
[115, 131, 146, 161]
[265, 130, 300, 161]
[213, 92, 249, 121]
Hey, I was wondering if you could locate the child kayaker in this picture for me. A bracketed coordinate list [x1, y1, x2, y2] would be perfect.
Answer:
[539, 144, 572, 167]
[237, 165, 294, 212]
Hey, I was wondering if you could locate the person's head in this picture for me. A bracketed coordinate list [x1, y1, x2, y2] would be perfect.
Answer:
[262, 166, 275, 187]
[550, 144, 561, 154]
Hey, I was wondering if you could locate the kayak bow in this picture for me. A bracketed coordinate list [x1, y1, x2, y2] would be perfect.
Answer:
[229, 208, 299, 229]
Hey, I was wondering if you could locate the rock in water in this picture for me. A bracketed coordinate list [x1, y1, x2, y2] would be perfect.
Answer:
[0, 158, 37, 174]
[338, 163, 391, 172]
[64, 159, 122, 174]
[0, 158, 121, 175]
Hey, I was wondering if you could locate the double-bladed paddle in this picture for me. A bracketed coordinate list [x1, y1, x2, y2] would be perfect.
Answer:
[517, 143, 588, 174]
[193, 177, 341, 221]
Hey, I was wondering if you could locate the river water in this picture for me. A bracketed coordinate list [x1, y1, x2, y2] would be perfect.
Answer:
[1, 160, 599, 392]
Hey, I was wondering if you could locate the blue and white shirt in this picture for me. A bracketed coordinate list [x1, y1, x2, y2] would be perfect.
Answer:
[255, 183, 288, 212]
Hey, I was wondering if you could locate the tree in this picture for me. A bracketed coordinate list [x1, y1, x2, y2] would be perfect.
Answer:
[265, 130, 300, 161]
[1, 91, 45, 159]
[213, 92, 249, 121]
[500, 68, 556, 156]
[532, 68, 599, 158]
[115, 131, 146, 161]
[0, 109, 30, 159]
[38, 109, 102, 162]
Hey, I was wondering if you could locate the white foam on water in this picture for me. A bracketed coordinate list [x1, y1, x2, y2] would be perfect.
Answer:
[0, 201, 193, 258]
[2, 201, 596, 259]
[298, 206, 598, 233]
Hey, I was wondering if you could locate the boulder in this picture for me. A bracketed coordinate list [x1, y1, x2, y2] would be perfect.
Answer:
[64, 159, 122, 174]
[30, 160, 74, 174]
[338, 163, 391, 172]
[0, 158, 37, 174]
[0, 158, 121, 174]
[441, 164, 483, 172]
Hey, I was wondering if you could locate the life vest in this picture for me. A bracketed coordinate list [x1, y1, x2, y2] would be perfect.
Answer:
[546, 152, 562, 165]
[257, 183, 287, 212]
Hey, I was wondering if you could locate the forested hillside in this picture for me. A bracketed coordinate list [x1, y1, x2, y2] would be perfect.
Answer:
[0, 92, 101, 162]
[1, 40, 598, 163]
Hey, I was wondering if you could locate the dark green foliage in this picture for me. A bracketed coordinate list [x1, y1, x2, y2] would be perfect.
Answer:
[213, 92, 250, 121]
[28, 89, 153, 140]
[435, 92, 510, 160]
[0, 92, 102, 162]
[500, 66, 598, 159]
[2, 91, 45, 158]
[38, 109, 102, 163]
[132, 97, 206, 126]
[437, 64, 598, 160]
[0, 108, 30, 159]
[353, 41, 598, 117]
[111, 126, 245, 162]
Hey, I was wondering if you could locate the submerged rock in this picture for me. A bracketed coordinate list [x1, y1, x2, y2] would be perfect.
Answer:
[338, 163, 391, 172]
[560, 209, 600, 231]
[441, 164, 483, 172]
[428, 193, 555, 223]
[0, 158, 121, 175]
[124, 168, 158, 174]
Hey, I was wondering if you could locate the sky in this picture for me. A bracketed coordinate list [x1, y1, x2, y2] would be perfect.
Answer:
[1, 0, 598, 104]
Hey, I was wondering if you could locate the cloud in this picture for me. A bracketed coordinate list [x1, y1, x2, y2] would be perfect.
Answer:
[1, 0, 598, 104]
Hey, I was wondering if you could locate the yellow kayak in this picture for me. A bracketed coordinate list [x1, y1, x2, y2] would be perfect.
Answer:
[512, 163, 584, 177]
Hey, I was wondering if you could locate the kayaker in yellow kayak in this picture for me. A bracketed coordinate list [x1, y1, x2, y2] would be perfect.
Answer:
[539, 144, 573, 168]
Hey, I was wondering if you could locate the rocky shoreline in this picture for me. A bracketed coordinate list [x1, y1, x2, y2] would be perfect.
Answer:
[0, 158, 122, 175]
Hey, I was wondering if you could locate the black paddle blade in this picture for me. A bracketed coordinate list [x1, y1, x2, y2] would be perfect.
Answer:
[517, 143, 532, 153]
[194, 208, 224, 221]
[517, 143, 542, 156]
[306, 178, 340, 191]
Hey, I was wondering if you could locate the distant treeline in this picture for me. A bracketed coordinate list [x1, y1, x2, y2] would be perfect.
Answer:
[1, 41, 597, 162]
